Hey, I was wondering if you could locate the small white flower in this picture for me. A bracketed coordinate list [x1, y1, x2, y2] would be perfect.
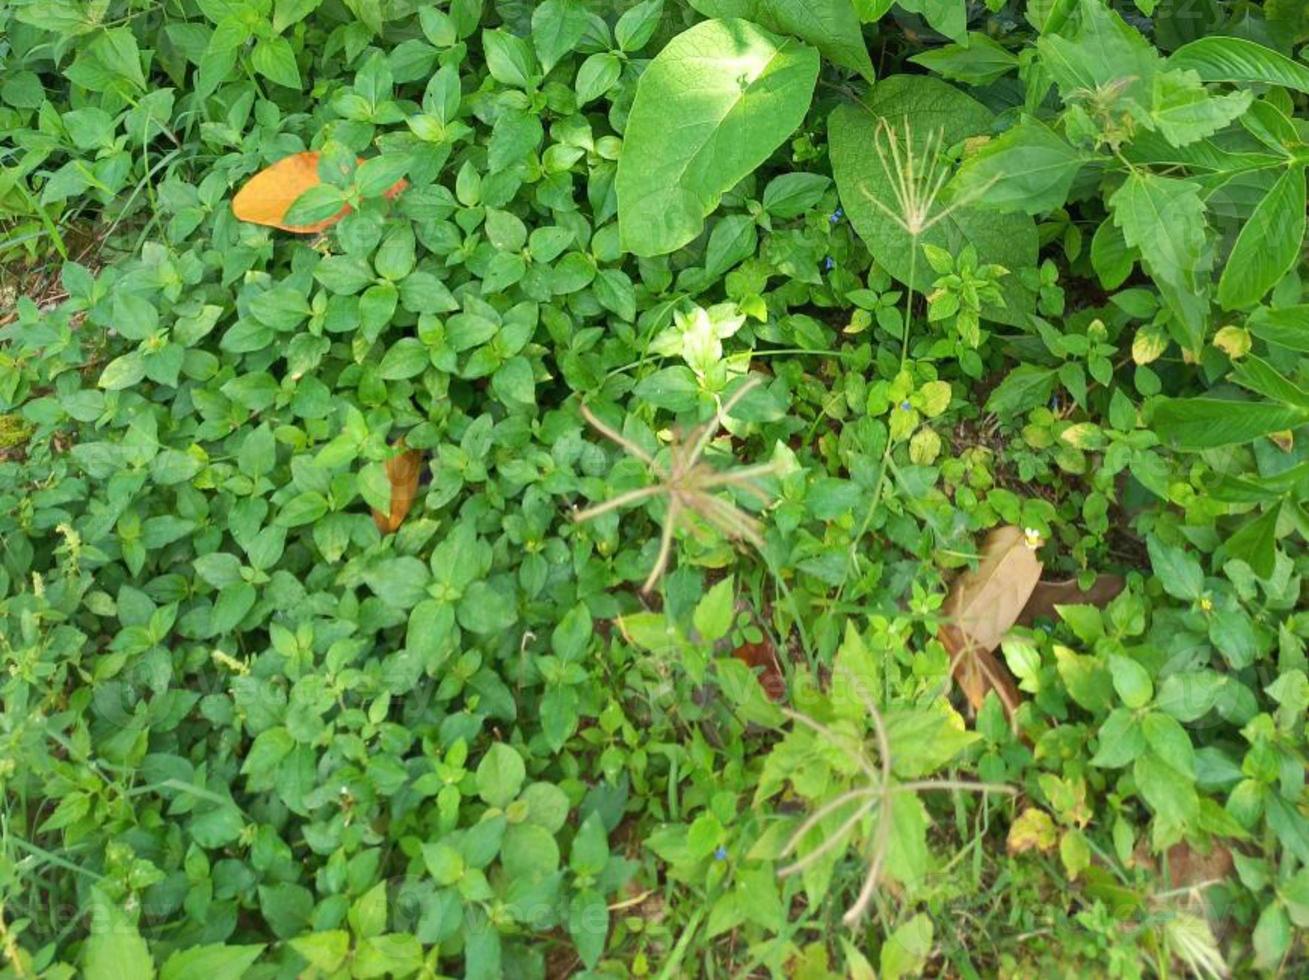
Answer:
[1023, 527, 1043, 549]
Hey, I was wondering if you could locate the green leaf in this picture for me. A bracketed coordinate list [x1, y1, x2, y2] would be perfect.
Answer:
[896, 0, 966, 43]
[1108, 172, 1210, 352]
[251, 36, 301, 89]
[284, 183, 347, 226]
[1249, 305, 1309, 352]
[575, 52, 622, 104]
[570, 811, 610, 875]
[160, 944, 265, 980]
[1090, 216, 1135, 290]
[1142, 711, 1194, 777]
[568, 889, 608, 968]
[1090, 708, 1144, 767]
[1109, 655, 1153, 709]
[1054, 646, 1113, 713]
[84, 890, 155, 980]
[1150, 68, 1252, 147]
[949, 118, 1087, 215]
[985, 365, 1057, 413]
[830, 75, 1038, 325]
[1254, 902, 1293, 969]
[1283, 868, 1309, 928]
[99, 351, 147, 390]
[531, 0, 589, 74]
[761, 172, 830, 218]
[883, 704, 980, 777]
[1169, 35, 1309, 94]
[689, 0, 874, 80]
[1231, 355, 1309, 410]
[880, 913, 934, 980]
[616, 0, 665, 52]
[476, 742, 526, 807]
[909, 33, 1019, 86]
[616, 18, 819, 256]
[1152, 397, 1309, 449]
[693, 576, 735, 642]
[1133, 750, 1199, 833]
[1225, 504, 1280, 579]
[1146, 535, 1204, 601]
[1038, 0, 1158, 104]
[483, 28, 538, 88]
[1218, 165, 1306, 311]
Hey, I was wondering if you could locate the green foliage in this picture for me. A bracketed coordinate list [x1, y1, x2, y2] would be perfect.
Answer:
[615, 17, 819, 255]
[2, 0, 1309, 977]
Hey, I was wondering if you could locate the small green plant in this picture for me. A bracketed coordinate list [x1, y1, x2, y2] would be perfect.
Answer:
[2, 0, 1308, 975]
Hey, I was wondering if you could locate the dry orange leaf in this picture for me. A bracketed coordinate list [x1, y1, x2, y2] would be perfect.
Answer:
[940, 525, 1044, 719]
[372, 448, 424, 534]
[231, 151, 407, 234]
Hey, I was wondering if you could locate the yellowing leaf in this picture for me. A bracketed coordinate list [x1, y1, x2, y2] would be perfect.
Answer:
[371, 448, 423, 534]
[1007, 807, 1057, 854]
[940, 525, 1044, 718]
[232, 151, 407, 233]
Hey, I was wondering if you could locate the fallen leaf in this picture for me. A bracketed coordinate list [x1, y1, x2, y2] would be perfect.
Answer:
[1007, 807, 1058, 854]
[232, 151, 407, 233]
[940, 525, 1043, 718]
[1135, 840, 1235, 890]
[733, 638, 785, 702]
[1017, 574, 1126, 627]
[371, 448, 423, 534]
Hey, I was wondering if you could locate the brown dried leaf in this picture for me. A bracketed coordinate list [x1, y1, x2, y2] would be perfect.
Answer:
[1017, 574, 1125, 627]
[1135, 840, 1235, 890]
[733, 639, 786, 702]
[372, 449, 423, 534]
[940, 525, 1044, 717]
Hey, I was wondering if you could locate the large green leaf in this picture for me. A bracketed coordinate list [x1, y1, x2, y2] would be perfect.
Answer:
[616, 18, 819, 256]
[1149, 68, 1252, 148]
[1169, 35, 1309, 94]
[83, 891, 156, 980]
[897, 0, 967, 44]
[689, 0, 874, 80]
[909, 33, 1020, 86]
[1249, 305, 1309, 351]
[1152, 397, 1309, 449]
[1109, 172, 1211, 352]
[1218, 165, 1306, 310]
[829, 75, 1039, 325]
[949, 118, 1089, 215]
[1038, 0, 1159, 104]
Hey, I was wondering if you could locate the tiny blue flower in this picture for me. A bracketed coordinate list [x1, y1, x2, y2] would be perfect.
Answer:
[824, 256, 834, 271]
[900, 400, 911, 411]
[714, 845, 728, 861]
[829, 208, 843, 224]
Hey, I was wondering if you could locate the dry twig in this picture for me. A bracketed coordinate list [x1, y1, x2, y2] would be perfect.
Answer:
[574, 375, 781, 592]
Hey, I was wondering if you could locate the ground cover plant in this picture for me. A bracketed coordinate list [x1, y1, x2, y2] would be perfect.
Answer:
[2, 0, 1309, 975]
